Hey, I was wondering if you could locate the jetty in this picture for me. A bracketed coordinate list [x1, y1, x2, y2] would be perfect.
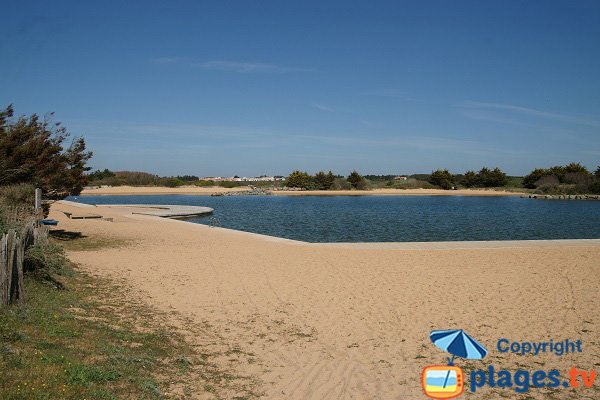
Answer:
[101, 204, 213, 218]
[58, 201, 213, 219]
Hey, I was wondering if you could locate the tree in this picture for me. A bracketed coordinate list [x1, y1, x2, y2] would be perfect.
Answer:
[88, 168, 115, 182]
[595, 166, 600, 178]
[522, 168, 550, 189]
[286, 170, 312, 189]
[314, 170, 335, 190]
[564, 162, 589, 175]
[477, 167, 508, 187]
[429, 169, 454, 190]
[347, 171, 364, 189]
[0, 105, 92, 199]
[523, 163, 591, 188]
[461, 170, 478, 188]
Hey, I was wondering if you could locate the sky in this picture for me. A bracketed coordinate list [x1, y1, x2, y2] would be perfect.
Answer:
[1, 0, 599, 177]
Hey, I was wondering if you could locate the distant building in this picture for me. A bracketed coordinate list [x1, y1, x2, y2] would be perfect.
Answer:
[199, 175, 286, 182]
[394, 175, 408, 181]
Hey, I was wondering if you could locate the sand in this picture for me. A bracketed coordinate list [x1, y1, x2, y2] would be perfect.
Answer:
[49, 201, 600, 399]
[80, 185, 522, 197]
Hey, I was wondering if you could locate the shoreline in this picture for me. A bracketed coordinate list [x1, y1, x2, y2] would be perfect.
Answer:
[80, 185, 523, 197]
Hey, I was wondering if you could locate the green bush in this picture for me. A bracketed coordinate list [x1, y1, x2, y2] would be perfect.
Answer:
[286, 171, 312, 189]
[330, 177, 351, 190]
[161, 178, 185, 188]
[589, 180, 600, 194]
[24, 241, 69, 276]
[195, 180, 215, 187]
[313, 171, 336, 190]
[347, 171, 365, 189]
[219, 181, 240, 189]
[429, 169, 454, 190]
[523, 162, 598, 194]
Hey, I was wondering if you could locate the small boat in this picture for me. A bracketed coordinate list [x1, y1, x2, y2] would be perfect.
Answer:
[41, 219, 59, 226]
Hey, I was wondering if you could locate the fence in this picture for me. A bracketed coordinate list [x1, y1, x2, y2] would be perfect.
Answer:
[0, 221, 48, 306]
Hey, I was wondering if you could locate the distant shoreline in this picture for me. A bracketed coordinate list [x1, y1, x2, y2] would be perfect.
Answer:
[79, 185, 523, 197]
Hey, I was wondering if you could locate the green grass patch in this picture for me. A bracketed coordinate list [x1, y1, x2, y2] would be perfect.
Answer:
[0, 265, 261, 399]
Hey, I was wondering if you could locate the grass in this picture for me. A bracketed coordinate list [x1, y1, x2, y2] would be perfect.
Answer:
[1, 244, 262, 399]
[0, 273, 174, 399]
[49, 229, 133, 252]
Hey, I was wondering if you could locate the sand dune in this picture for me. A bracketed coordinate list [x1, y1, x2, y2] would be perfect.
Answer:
[50, 202, 599, 399]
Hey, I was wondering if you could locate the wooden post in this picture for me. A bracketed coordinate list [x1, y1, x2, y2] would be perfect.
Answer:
[35, 188, 42, 224]
[10, 236, 24, 304]
[0, 231, 17, 306]
[0, 232, 8, 306]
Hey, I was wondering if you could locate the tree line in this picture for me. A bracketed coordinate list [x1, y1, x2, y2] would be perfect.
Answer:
[286, 170, 368, 190]
[428, 163, 599, 194]
[521, 162, 600, 194]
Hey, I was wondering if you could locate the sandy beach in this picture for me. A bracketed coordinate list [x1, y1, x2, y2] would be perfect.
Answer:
[81, 186, 522, 196]
[80, 185, 523, 197]
[49, 201, 600, 399]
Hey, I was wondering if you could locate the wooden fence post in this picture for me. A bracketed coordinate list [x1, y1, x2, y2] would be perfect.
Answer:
[0, 232, 8, 306]
[10, 235, 24, 304]
[0, 231, 17, 306]
[0, 220, 49, 306]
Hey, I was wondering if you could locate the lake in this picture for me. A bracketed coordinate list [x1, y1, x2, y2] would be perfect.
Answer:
[68, 195, 600, 243]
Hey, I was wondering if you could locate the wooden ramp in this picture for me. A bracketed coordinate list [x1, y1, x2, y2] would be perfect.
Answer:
[62, 211, 103, 220]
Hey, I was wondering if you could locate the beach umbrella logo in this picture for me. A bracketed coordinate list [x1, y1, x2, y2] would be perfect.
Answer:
[422, 329, 488, 399]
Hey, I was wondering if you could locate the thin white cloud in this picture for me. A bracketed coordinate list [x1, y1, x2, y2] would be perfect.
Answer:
[312, 103, 335, 112]
[458, 101, 600, 128]
[196, 60, 315, 74]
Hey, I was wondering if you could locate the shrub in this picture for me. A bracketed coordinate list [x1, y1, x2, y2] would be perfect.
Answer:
[460, 167, 508, 188]
[429, 169, 454, 190]
[313, 171, 335, 190]
[24, 240, 69, 288]
[523, 163, 596, 193]
[87, 169, 115, 182]
[477, 167, 508, 187]
[161, 178, 185, 188]
[330, 177, 351, 190]
[356, 180, 371, 190]
[195, 180, 215, 187]
[534, 175, 560, 187]
[461, 171, 478, 188]
[522, 168, 550, 188]
[219, 181, 239, 189]
[24, 241, 68, 274]
[564, 162, 589, 175]
[589, 180, 600, 194]
[347, 171, 365, 189]
[286, 171, 312, 189]
[0, 183, 35, 206]
[113, 171, 160, 186]
[563, 172, 591, 185]
[390, 178, 435, 189]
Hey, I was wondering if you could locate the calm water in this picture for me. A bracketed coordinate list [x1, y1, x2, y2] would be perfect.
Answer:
[68, 195, 600, 243]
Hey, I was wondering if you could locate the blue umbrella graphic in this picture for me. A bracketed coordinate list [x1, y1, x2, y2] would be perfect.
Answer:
[430, 329, 488, 388]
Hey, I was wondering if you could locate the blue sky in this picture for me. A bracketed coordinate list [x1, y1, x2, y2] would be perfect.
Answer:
[2, 1, 599, 176]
